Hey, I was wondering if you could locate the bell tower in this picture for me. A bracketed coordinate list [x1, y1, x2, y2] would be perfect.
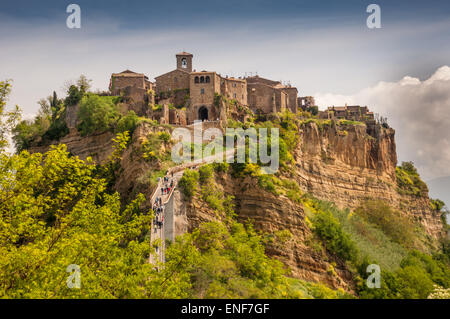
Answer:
[176, 52, 193, 72]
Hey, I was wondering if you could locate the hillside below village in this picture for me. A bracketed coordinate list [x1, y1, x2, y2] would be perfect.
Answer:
[1, 53, 449, 299]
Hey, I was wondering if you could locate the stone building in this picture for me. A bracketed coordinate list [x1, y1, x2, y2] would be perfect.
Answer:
[110, 52, 301, 125]
[109, 70, 154, 115]
[154, 52, 249, 124]
[246, 76, 298, 114]
[110, 70, 152, 95]
[319, 105, 375, 122]
[154, 52, 192, 94]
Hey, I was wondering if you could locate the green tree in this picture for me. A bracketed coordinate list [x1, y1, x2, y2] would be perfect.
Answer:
[178, 169, 200, 200]
[77, 94, 119, 136]
[0, 145, 158, 298]
[117, 111, 139, 134]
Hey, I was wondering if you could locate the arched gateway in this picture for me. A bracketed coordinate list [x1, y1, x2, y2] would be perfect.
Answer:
[198, 106, 208, 121]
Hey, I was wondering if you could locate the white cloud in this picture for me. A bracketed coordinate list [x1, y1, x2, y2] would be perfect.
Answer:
[315, 66, 450, 180]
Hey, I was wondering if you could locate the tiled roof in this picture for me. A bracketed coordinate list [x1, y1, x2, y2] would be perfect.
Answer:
[112, 70, 145, 77]
[176, 51, 193, 56]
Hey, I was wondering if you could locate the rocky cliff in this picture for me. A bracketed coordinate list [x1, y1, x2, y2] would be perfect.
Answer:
[28, 117, 445, 291]
[175, 174, 355, 291]
[292, 122, 443, 239]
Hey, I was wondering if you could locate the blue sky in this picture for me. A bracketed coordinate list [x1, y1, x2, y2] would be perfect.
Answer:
[1, 0, 450, 187]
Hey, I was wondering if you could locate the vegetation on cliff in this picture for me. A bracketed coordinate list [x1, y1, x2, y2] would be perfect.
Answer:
[396, 161, 429, 196]
[2, 79, 449, 299]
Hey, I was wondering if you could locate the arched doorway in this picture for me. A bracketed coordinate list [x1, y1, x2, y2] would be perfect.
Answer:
[198, 106, 208, 121]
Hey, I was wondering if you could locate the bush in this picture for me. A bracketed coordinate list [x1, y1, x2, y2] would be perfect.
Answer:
[178, 169, 199, 199]
[312, 210, 359, 263]
[12, 118, 48, 151]
[396, 161, 428, 196]
[199, 165, 214, 184]
[354, 200, 416, 247]
[306, 105, 318, 115]
[213, 162, 229, 173]
[117, 111, 139, 134]
[430, 198, 446, 212]
[77, 94, 120, 136]
[358, 250, 450, 299]
[158, 131, 171, 143]
[41, 117, 69, 143]
[65, 85, 83, 106]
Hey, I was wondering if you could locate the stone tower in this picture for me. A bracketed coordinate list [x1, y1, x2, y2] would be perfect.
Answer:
[176, 52, 193, 72]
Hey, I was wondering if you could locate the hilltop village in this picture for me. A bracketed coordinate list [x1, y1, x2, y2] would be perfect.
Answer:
[108, 52, 377, 126]
[7, 50, 448, 300]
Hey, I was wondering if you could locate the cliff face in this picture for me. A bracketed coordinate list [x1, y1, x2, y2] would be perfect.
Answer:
[171, 174, 355, 291]
[29, 128, 115, 164]
[294, 122, 443, 239]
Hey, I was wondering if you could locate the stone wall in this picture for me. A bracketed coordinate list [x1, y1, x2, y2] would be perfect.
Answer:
[169, 108, 187, 125]
[247, 82, 276, 114]
[221, 77, 247, 106]
[111, 76, 145, 95]
[283, 87, 298, 113]
[155, 69, 190, 94]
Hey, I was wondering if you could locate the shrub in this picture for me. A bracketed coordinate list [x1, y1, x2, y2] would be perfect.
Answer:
[396, 161, 428, 196]
[199, 165, 214, 184]
[312, 210, 359, 262]
[117, 111, 140, 134]
[41, 117, 69, 143]
[354, 200, 416, 247]
[77, 94, 120, 136]
[158, 131, 171, 143]
[213, 162, 229, 173]
[178, 169, 199, 199]
[65, 85, 83, 106]
[306, 105, 318, 115]
[430, 198, 446, 212]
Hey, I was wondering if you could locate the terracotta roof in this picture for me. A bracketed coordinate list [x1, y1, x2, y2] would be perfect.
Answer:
[112, 70, 145, 77]
[155, 68, 190, 79]
[176, 51, 193, 56]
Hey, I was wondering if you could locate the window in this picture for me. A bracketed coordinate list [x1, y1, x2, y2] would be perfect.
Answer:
[233, 83, 236, 88]
[201, 88, 205, 95]
[181, 58, 187, 68]
[233, 93, 237, 99]
[194, 76, 199, 84]
[205, 76, 210, 83]
[200, 76, 205, 83]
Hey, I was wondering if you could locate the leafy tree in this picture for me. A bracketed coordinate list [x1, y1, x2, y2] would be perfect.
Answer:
[306, 105, 319, 116]
[0, 145, 157, 298]
[76, 75, 92, 94]
[65, 85, 83, 107]
[116, 111, 139, 134]
[178, 169, 199, 199]
[312, 210, 359, 262]
[77, 94, 119, 136]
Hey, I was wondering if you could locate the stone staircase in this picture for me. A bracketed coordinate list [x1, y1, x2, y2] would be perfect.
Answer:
[149, 147, 235, 266]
